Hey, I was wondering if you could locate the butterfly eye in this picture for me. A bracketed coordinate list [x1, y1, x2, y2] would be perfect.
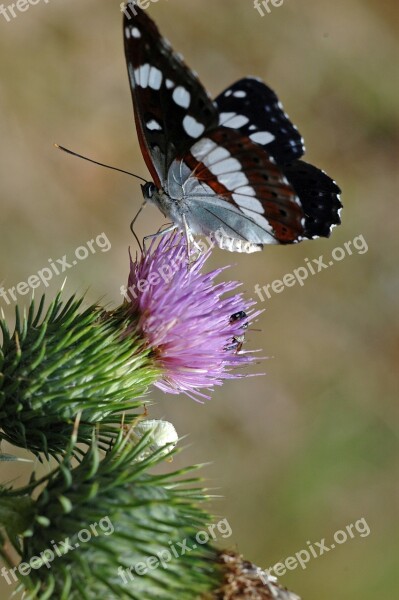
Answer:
[142, 182, 157, 200]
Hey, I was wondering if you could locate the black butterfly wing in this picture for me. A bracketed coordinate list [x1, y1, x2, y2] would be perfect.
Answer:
[282, 160, 342, 238]
[215, 77, 305, 164]
[215, 77, 342, 239]
[123, 5, 219, 187]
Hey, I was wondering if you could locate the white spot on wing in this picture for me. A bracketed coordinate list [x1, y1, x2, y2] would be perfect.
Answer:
[146, 119, 162, 131]
[132, 27, 141, 39]
[250, 131, 275, 145]
[166, 79, 175, 89]
[125, 27, 131, 39]
[148, 66, 162, 90]
[134, 64, 150, 88]
[219, 112, 249, 128]
[172, 86, 191, 109]
[233, 90, 247, 98]
[183, 116, 205, 138]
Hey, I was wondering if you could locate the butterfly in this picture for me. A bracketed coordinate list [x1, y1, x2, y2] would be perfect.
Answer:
[123, 3, 342, 253]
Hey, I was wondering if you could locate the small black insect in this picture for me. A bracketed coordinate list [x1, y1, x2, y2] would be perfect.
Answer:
[229, 311, 249, 326]
[226, 311, 249, 353]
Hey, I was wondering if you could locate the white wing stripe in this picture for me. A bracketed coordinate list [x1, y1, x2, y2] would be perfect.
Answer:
[241, 208, 274, 233]
[209, 157, 242, 176]
[233, 194, 264, 213]
[190, 138, 218, 161]
[219, 112, 249, 128]
[235, 185, 256, 196]
[217, 171, 249, 189]
[205, 146, 231, 165]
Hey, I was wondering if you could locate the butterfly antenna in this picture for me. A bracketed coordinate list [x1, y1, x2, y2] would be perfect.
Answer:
[54, 144, 148, 184]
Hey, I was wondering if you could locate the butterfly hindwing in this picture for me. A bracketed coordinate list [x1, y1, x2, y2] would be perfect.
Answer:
[215, 78, 342, 240]
[123, 5, 218, 186]
[215, 77, 305, 165]
[168, 127, 305, 245]
[282, 160, 342, 238]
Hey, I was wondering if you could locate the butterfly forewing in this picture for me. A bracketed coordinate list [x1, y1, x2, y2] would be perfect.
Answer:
[123, 5, 219, 186]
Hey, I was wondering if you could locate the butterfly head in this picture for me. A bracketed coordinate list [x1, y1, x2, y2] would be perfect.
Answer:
[141, 182, 158, 202]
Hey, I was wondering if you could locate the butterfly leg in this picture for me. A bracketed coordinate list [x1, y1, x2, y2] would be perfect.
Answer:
[143, 223, 178, 253]
[182, 215, 203, 267]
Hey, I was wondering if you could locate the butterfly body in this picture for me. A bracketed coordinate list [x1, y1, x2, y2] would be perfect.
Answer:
[124, 5, 342, 252]
[142, 183, 183, 224]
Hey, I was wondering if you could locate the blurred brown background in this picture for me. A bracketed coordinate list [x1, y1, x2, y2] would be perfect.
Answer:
[0, 0, 398, 598]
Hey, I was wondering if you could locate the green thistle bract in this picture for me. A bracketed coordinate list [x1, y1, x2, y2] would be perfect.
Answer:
[2, 432, 221, 600]
[0, 293, 160, 457]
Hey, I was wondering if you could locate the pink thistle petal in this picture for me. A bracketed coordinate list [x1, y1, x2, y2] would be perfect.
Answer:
[126, 232, 262, 402]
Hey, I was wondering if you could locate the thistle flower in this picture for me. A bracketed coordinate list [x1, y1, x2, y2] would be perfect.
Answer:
[0, 233, 260, 454]
[124, 232, 261, 401]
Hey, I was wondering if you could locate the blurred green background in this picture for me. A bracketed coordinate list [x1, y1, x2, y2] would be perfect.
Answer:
[0, 0, 398, 598]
